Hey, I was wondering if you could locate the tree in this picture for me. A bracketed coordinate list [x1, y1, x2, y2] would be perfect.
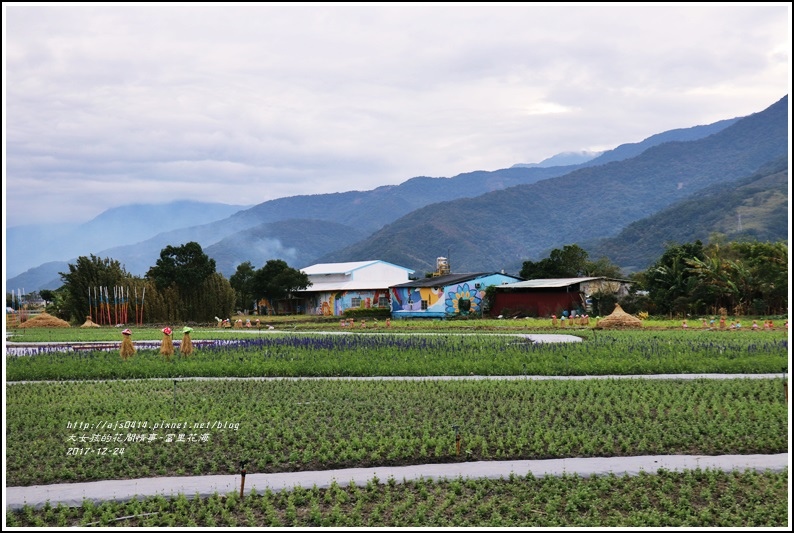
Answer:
[147, 242, 216, 292]
[183, 272, 236, 322]
[39, 289, 56, 306]
[59, 255, 133, 323]
[582, 256, 624, 278]
[728, 240, 788, 315]
[251, 260, 311, 314]
[146, 242, 217, 319]
[521, 244, 622, 279]
[230, 261, 257, 312]
[643, 240, 706, 317]
[690, 240, 788, 316]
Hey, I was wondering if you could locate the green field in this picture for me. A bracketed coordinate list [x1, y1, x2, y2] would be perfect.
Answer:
[6, 377, 788, 487]
[5, 321, 790, 527]
[6, 329, 789, 380]
[7, 469, 788, 527]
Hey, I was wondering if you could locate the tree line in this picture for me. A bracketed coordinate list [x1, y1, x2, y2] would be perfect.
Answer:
[518, 240, 788, 317]
[41, 242, 310, 324]
[19, 237, 788, 325]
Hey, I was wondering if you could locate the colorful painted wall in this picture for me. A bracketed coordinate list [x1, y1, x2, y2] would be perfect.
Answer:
[390, 274, 518, 317]
[305, 289, 390, 316]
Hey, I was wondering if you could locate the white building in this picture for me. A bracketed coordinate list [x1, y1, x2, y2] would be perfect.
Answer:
[294, 260, 415, 316]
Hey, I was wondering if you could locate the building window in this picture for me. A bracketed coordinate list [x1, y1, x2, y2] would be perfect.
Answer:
[421, 300, 428, 310]
[351, 297, 361, 308]
[377, 296, 388, 308]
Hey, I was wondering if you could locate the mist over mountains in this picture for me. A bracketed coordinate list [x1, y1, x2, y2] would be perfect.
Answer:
[6, 96, 788, 293]
[6, 201, 249, 279]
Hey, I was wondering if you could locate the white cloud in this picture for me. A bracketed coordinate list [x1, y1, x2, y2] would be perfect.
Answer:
[3, 2, 791, 225]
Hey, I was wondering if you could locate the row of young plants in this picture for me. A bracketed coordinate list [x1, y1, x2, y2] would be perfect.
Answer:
[6, 377, 787, 487]
[6, 330, 789, 381]
[7, 468, 788, 527]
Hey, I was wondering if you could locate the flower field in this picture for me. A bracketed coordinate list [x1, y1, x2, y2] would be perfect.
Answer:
[5, 325, 790, 527]
[5, 330, 789, 380]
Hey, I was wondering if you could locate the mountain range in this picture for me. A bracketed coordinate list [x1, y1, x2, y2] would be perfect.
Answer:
[6, 95, 788, 293]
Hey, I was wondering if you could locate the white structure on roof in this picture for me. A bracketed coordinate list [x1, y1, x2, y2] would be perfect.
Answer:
[295, 260, 415, 316]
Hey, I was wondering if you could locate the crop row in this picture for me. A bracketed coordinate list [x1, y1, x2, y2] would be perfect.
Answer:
[5, 378, 787, 486]
[6, 331, 789, 380]
[7, 468, 788, 527]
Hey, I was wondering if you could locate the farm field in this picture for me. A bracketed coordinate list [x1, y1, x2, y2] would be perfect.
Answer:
[4, 322, 791, 527]
[5, 329, 789, 380]
[5, 314, 790, 340]
[7, 469, 789, 527]
[6, 378, 789, 487]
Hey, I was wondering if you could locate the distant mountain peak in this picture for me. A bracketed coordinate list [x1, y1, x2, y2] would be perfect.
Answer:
[512, 150, 604, 169]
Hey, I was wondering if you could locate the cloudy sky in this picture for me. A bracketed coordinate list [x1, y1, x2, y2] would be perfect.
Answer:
[3, 3, 791, 227]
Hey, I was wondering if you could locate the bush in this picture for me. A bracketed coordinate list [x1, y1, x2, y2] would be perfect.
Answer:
[342, 308, 392, 320]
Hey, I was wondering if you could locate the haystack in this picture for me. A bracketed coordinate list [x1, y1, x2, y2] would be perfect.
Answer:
[596, 304, 643, 329]
[18, 312, 71, 328]
[80, 316, 100, 328]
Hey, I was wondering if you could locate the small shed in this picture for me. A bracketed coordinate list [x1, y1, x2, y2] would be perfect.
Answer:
[390, 272, 522, 319]
[490, 277, 632, 318]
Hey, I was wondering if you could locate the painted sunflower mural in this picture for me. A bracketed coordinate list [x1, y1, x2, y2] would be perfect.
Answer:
[445, 283, 483, 315]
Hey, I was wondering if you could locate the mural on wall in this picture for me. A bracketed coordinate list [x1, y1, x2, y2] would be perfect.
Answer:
[391, 287, 442, 311]
[390, 287, 403, 308]
[445, 282, 483, 315]
[309, 290, 387, 316]
[256, 297, 277, 315]
[416, 287, 444, 308]
[320, 300, 333, 316]
[392, 283, 485, 315]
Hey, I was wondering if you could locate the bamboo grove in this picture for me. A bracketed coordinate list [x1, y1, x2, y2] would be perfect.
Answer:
[53, 251, 236, 325]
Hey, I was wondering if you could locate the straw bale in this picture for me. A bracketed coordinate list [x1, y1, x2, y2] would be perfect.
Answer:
[80, 316, 101, 328]
[18, 312, 71, 328]
[596, 304, 643, 329]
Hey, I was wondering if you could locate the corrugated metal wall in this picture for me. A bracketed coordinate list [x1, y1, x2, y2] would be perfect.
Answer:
[490, 292, 582, 317]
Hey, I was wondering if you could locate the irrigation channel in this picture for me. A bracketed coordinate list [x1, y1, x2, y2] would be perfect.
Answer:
[5, 332, 790, 512]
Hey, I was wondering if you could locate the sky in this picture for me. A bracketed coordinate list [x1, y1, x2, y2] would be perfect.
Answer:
[3, 2, 791, 227]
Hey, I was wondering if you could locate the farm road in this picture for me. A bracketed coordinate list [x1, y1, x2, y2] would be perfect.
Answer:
[5, 453, 789, 510]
